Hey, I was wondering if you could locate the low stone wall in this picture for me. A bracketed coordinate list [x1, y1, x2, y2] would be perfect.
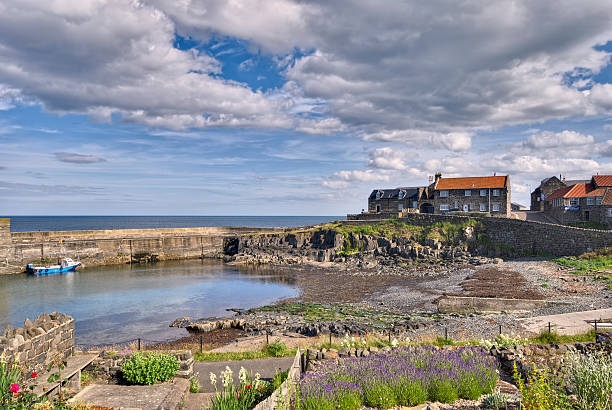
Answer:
[86, 349, 194, 381]
[344, 213, 612, 256]
[0, 312, 74, 373]
[253, 349, 301, 410]
[436, 295, 558, 314]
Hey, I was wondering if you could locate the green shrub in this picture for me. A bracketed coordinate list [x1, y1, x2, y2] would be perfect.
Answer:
[264, 339, 288, 357]
[458, 375, 482, 400]
[481, 392, 510, 409]
[121, 353, 179, 385]
[189, 376, 200, 393]
[428, 379, 458, 403]
[363, 382, 397, 409]
[567, 352, 612, 410]
[533, 330, 560, 344]
[393, 379, 428, 406]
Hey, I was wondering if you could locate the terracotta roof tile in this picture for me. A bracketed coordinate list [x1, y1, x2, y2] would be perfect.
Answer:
[435, 176, 507, 190]
[546, 183, 607, 200]
[593, 175, 612, 187]
[602, 189, 612, 205]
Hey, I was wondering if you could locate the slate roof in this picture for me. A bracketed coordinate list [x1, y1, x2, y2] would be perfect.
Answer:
[435, 176, 508, 190]
[369, 187, 419, 200]
[592, 175, 612, 187]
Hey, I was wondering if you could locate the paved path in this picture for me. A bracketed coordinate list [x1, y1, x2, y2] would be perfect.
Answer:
[518, 308, 612, 335]
[70, 378, 189, 410]
[194, 357, 295, 393]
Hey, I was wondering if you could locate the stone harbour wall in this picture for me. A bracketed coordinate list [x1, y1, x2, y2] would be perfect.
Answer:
[0, 218, 291, 274]
[0, 312, 74, 373]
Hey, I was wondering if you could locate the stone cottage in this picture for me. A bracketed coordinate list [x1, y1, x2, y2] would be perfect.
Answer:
[530, 175, 589, 211]
[431, 174, 511, 217]
[368, 187, 429, 213]
[544, 174, 612, 228]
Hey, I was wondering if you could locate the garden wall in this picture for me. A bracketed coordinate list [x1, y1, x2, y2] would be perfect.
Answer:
[86, 349, 194, 381]
[0, 312, 74, 373]
[345, 213, 612, 256]
[253, 348, 301, 410]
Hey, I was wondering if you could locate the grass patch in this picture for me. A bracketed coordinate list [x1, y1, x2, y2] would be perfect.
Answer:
[529, 329, 597, 345]
[195, 348, 296, 362]
[554, 247, 612, 288]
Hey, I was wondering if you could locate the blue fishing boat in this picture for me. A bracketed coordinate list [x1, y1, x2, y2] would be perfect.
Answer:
[27, 258, 81, 275]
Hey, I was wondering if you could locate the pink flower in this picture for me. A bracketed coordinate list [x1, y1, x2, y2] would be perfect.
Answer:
[10, 383, 19, 393]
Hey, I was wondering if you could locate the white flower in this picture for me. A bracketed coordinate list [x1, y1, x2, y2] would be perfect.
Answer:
[391, 338, 398, 347]
[222, 366, 233, 388]
[209, 372, 217, 386]
[239, 366, 248, 385]
[254, 372, 261, 388]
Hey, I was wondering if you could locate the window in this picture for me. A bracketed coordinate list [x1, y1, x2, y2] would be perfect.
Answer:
[440, 190, 449, 198]
[469, 204, 475, 211]
[398, 204, 403, 211]
[465, 190, 471, 196]
[376, 191, 382, 200]
[492, 189, 500, 196]
[587, 197, 594, 206]
[454, 200, 459, 209]
[569, 198, 578, 206]
[492, 203, 500, 212]
[480, 189, 487, 197]
[412, 201, 418, 209]
[398, 190, 406, 199]
[480, 203, 487, 212]
[596, 196, 603, 205]
[440, 204, 449, 211]
[608, 209, 612, 217]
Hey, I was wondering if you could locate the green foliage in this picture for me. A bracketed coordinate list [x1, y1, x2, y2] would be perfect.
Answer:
[210, 366, 272, 410]
[481, 392, 510, 409]
[513, 361, 571, 410]
[554, 247, 612, 273]
[362, 382, 397, 409]
[264, 339, 288, 357]
[566, 352, 612, 410]
[434, 337, 455, 346]
[121, 353, 179, 385]
[427, 379, 459, 403]
[271, 370, 288, 391]
[189, 376, 200, 393]
[393, 379, 428, 406]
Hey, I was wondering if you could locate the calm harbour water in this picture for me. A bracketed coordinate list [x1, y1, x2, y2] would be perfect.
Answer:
[6, 215, 344, 232]
[0, 260, 298, 346]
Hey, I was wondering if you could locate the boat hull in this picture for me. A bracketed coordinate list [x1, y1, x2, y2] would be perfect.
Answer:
[27, 263, 81, 276]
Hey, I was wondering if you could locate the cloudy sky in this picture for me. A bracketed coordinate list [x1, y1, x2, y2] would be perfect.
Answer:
[1, 0, 611, 215]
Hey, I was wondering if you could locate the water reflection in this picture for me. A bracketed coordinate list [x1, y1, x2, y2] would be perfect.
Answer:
[0, 259, 298, 345]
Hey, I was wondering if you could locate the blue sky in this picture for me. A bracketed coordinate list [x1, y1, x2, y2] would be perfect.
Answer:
[0, 1, 611, 215]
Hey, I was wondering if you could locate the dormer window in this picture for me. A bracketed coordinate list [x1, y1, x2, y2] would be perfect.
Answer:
[376, 191, 382, 200]
[399, 190, 406, 199]
[596, 196, 603, 205]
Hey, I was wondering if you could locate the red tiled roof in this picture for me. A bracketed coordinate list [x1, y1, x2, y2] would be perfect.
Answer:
[593, 175, 612, 187]
[435, 176, 507, 190]
[546, 183, 606, 200]
[546, 186, 573, 201]
[602, 189, 612, 205]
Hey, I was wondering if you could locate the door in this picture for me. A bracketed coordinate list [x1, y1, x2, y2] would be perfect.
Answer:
[376, 205, 381, 212]
[584, 211, 590, 221]
[463, 204, 469, 212]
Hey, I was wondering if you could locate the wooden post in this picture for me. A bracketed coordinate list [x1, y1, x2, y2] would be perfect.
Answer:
[594, 320, 598, 342]
[329, 332, 332, 347]
[266, 332, 269, 345]
[200, 335, 203, 353]
[548, 322, 551, 333]
[138, 338, 141, 351]
[499, 324, 502, 335]
[444, 327, 448, 340]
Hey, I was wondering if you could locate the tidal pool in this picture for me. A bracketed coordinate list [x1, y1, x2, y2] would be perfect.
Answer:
[0, 260, 298, 346]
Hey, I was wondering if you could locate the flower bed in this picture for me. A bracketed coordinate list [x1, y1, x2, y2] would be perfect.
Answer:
[298, 345, 498, 409]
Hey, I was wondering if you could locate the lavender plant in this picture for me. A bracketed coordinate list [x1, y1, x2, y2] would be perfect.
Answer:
[298, 345, 497, 409]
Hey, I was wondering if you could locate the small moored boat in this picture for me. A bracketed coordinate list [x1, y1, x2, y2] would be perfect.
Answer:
[27, 258, 81, 275]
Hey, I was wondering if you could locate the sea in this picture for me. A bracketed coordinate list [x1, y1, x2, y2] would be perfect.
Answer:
[4, 215, 345, 232]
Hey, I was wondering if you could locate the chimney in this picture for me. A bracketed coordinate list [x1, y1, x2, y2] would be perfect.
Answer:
[434, 172, 442, 183]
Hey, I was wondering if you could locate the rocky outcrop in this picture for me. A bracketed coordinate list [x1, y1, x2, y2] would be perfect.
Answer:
[222, 228, 496, 273]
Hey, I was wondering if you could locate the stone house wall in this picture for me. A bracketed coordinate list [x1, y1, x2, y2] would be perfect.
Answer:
[531, 177, 566, 211]
[0, 312, 74, 373]
[368, 197, 415, 213]
[434, 188, 510, 216]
